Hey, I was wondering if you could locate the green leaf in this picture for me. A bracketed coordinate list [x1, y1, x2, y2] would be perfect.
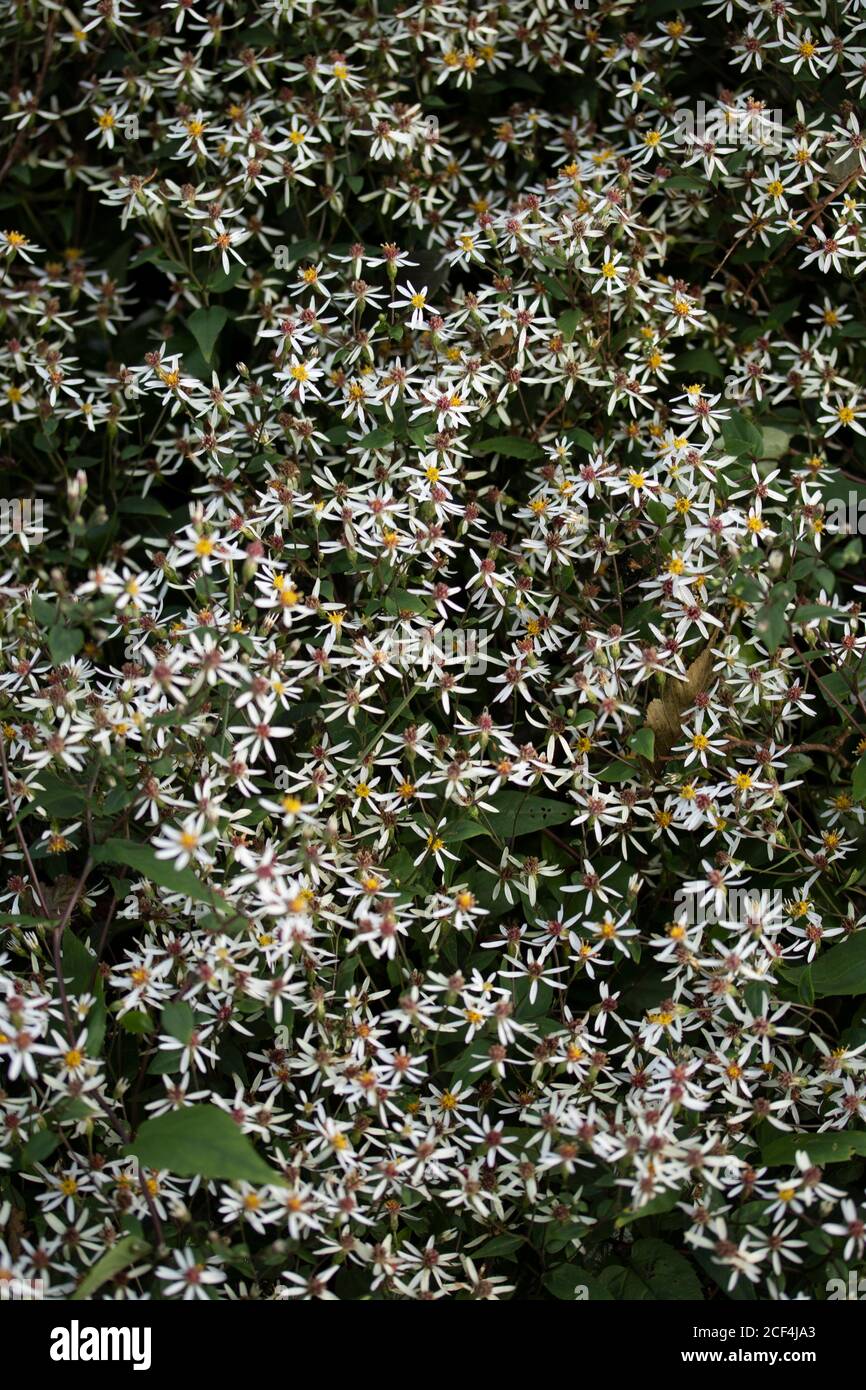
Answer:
[119, 1009, 154, 1034]
[62, 932, 97, 995]
[615, 1188, 681, 1226]
[563, 426, 596, 452]
[0, 912, 57, 927]
[557, 309, 581, 341]
[673, 349, 723, 380]
[662, 175, 705, 190]
[763, 296, 801, 330]
[761, 426, 791, 460]
[124, 1104, 282, 1183]
[760, 1128, 866, 1167]
[629, 727, 655, 761]
[86, 997, 107, 1055]
[31, 770, 86, 819]
[608, 1238, 703, 1300]
[802, 930, 866, 997]
[20, 1128, 62, 1167]
[794, 604, 838, 622]
[693, 1250, 757, 1301]
[449, 1041, 496, 1082]
[272, 237, 318, 267]
[440, 816, 487, 844]
[94, 838, 222, 908]
[381, 588, 428, 614]
[207, 260, 247, 293]
[119, 496, 171, 518]
[31, 594, 57, 626]
[798, 963, 815, 1008]
[486, 789, 573, 836]
[73, 1236, 152, 1300]
[853, 754, 866, 803]
[103, 783, 137, 815]
[754, 598, 788, 653]
[543, 1265, 593, 1299]
[148, 1048, 183, 1075]
[356, 425, 394, 449]
[130, 246, 185, 273]
[473, 1234, 523, 1257]
[474, 435, 542, 459]
[722, 409, 763, 459]
[732, 575, 765, 603]
[188, 306, 229, 363]
[49, 626, 84, 664]
[594, 759, 638, 782]
[161, 1000, 195, 1043]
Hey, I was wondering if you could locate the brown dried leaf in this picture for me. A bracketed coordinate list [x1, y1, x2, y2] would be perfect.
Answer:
[645, 643, 718, 759]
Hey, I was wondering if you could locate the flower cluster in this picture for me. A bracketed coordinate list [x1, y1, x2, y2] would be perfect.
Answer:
[1, 0, 866, 1302]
